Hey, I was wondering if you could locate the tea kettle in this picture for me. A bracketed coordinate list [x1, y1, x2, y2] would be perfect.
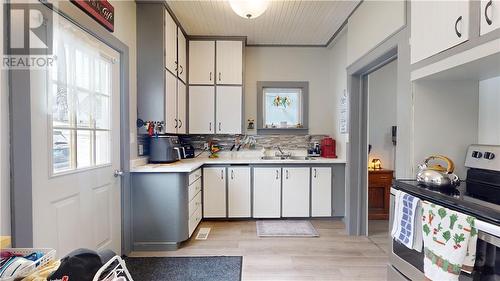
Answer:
[416, 155, 460, 188]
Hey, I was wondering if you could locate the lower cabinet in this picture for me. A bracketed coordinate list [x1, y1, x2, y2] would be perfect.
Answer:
[253, 167, 282, 218]
[282, 167, 310, 217]
[228, 167, 251, 217]
[203, 167, 227, 218]
[311, 167, 332, 217]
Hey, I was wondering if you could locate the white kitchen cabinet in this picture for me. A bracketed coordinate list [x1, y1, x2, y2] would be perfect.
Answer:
[228, 167, 251, 218]
[189, 86, 215, 134]
[165, 11, 177, 74]
[216, 86, 242, 134]
[165, 72, 177, 133]
[216, 41, 243, 85]
[189, 41, 215, 85]
[282, 167, 310, 217]
[177, 81, 186, 134]
[481, 0, 500, 35]
[177, 27, 187, 83]
[311, 167, 332, 217]
[253, 167, 281, 218]
[203, 167, 226, 218]
[411, 0, 469, 64]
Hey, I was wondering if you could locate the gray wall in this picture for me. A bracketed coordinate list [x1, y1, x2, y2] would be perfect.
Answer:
[368, 60, 397, 170]
[478, 76, 500, 145]
[1, 1, 10, 237]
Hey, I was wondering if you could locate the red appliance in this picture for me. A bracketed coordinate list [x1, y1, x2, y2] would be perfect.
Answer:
[320, 137, 337, 158]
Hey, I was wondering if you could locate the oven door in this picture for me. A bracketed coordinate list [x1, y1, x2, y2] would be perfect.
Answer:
[390, 188, 500, 281]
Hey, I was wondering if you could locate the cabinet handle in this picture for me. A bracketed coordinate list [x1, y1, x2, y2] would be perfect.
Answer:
[174, 61, 178, 71]
[221, 170, 224, 180]
[218, 122, 221, 132]
[178, 119, 183, 128]
[231, 170, 234, 180]
[314, 169, 317, 178]
[209, 122, 212, 132]
[285, 169, 289, 179]
[209, 72, 212, 81]
[174, 118, 178, 128]
[218, 72, 221, 81]
[179, 65, 184, 74]
[276, 170, 279, 180]
[485, 0, 493, 25]
[454, 16, 463, 38]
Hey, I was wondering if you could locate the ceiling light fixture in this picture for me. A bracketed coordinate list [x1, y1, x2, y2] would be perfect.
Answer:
[229, 0, 269, 19]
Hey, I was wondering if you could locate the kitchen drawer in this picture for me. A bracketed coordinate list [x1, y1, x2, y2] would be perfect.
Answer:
[369, 173, 392, 186]
[189, 168, 202, 185]
[188, 206, 202, 237]
[188, 177, 202, 202]
[189, 192, 202, 217]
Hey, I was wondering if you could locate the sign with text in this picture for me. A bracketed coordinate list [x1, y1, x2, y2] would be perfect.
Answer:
[71, 0, 114, 32]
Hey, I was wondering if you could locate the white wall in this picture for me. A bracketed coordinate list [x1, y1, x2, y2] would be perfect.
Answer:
[478, 76, 500, 145]
[368, 60, 397, 170]
[1, 1, 11, 237]
[245, 43, 348, 159]
[413, 80, 479, 179]
[110, 0, 138, 160]
[347, 0, 405, 66]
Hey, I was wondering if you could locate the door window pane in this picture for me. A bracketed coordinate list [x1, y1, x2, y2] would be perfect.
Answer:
[95, 131, 110, 166]
[76, 130, 92, 168]
[94, 95, 110, 129]
[53, 129, 72, 172]
[76, 91, 91, 128]
[52, 83, 71, 127]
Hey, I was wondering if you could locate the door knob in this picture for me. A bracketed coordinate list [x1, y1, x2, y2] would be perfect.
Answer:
[114, 170, 124, 177]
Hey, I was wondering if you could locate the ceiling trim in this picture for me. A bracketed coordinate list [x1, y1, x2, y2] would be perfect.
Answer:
[325, 0, 364, 48]
[245, 44, 325, 48]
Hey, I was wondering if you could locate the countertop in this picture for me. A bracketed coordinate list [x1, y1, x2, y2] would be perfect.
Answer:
[131, 152, 346, 173]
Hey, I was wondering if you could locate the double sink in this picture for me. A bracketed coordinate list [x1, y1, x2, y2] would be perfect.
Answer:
[260, 155, 317, 161]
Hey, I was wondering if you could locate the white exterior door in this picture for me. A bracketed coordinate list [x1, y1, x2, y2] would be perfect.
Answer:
[228, 167, 251, 218]
[311, 167, 332, 217]
[189, 86, 215, 134]
[203, 167, 227, 218]
[216, 41, 243, 85]
[31, 14, 122, 257]
[253, 167, 281, 218]
[481, 0, 500, 35]
[216, 86, 242, 134]
[165, 71, 177, 133]
[189, 40, 215, 84]
[282, 168, 310, 217]
[165, 10, 178, 74]
[177, 80, 186, 134]
[177, 28, 187, 83]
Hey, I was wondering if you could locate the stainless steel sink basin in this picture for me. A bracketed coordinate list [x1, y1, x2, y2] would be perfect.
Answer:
[260, 156, 317, 160]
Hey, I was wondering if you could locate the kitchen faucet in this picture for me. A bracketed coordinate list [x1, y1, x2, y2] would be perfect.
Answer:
[275, 146, 291, 158]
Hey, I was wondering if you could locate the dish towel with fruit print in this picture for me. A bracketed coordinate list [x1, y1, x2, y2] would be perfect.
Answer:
[391, 190, 423, 251]
[421, 201, 478, 281]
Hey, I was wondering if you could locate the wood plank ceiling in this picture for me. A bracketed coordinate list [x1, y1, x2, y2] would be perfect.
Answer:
[167, 0, 360, 46]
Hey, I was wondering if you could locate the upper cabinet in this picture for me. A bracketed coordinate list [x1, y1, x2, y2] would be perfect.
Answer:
[165, 11, 178, 75]
[481, 0, 500, 36]
[177, 27, 187, 83]
[216, 41, 243, 85]
[189, 41, 215, 85]
[411, 0, 469, 64]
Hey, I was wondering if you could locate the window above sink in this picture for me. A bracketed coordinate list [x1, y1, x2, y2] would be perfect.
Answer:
[257, 81, 309, 135]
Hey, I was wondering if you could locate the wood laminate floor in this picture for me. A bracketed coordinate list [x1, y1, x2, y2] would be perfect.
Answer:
[130, 219, 390, 281]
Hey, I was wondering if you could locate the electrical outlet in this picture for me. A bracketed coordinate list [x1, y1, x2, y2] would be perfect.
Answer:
[138, 144, 144, 156]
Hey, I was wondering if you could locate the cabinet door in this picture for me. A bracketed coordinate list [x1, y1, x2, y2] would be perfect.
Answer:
[177, 27, 187, 83]
[481, 0, 500, 35]
[216, 41, 243, 85]
[311, 167, 332, 217]
[188, 86, 215, 134]
[165, 10, 178, 74]
[177, 80, 186, 134]
[282, 167, 310, 217]
[189, 41, 215, 85]
[165, 71, 177, 134]
[253, 167, 281, 218]
[216, 86, 242, 134]
[203, 167, 226, 218]
[228, 167, 251, 218]
[411, 1, 469, 64]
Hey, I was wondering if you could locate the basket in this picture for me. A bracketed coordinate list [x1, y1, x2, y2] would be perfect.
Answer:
[0, 248, 56, 281]
[92, 255, 134, 281]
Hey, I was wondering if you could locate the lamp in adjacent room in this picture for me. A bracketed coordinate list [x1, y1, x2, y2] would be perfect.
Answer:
[371, 158, 382, 170]
[229, 0, 269, 19]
